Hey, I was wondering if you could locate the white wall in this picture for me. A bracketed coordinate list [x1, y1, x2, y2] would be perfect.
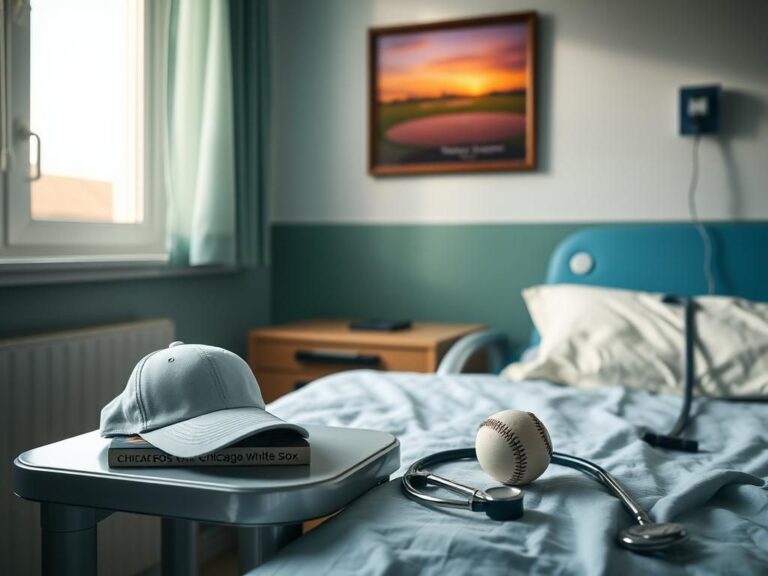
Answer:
[269, 0, 768, 223]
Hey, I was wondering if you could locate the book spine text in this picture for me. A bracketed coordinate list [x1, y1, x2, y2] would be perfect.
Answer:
[109, 447, 310, 468]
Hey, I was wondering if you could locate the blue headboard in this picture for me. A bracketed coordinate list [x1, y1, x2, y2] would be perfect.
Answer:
[546, 223, 768, 301]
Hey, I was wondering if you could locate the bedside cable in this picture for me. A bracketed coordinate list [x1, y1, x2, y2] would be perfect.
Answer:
[687, 134, 715, 295]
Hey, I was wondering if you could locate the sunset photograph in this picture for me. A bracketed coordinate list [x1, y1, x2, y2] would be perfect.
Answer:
[369, 14, 536, 174]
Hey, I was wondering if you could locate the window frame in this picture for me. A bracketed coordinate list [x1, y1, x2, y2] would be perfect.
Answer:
[0, 0, 168, 264]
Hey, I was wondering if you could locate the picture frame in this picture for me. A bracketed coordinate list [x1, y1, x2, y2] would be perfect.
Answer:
[368, 12, 537, 176]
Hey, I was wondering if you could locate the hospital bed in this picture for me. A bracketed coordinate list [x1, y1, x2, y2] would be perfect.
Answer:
[254, 224, 768, 575]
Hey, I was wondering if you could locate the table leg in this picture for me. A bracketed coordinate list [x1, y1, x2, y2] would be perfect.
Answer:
[40, 503, 98, 576]
[237, 524, 302, 574]
[161, 518, 198, 576]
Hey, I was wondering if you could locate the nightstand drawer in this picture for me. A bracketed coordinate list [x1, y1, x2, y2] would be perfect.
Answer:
[255, 370, 324, 403]
[248, 320, 485, 402]
[250, 341, 430, 373]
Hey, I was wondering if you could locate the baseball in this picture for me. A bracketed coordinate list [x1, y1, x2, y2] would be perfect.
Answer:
[475, 409, 553, 486]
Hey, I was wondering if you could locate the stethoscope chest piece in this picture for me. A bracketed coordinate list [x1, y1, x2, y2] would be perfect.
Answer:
[477, 486, 524, 521]
[619, 523, 688, 552]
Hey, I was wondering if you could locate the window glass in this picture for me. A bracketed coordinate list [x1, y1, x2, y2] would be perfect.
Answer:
[29, 0, 144, 224]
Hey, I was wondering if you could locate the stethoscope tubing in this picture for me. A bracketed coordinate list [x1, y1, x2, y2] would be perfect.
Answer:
[403, 449, 653, 525]
[403, 449, 485, 511]
[550, 452, 651, 525]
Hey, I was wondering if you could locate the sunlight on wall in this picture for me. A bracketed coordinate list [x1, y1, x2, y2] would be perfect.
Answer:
[271, 0, 768, 224]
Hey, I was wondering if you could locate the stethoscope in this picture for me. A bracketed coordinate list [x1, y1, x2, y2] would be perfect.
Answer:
[402, 448, 689, 553]
[402, 296, 700, 553]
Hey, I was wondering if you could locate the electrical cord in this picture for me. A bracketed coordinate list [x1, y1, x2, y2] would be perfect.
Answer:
[687, 134, 715, 295]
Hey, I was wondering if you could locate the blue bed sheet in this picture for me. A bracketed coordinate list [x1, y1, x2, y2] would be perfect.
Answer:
[256, 371, 768, 575]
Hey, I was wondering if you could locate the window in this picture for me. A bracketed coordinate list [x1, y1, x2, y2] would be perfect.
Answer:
[1, 0, 166, 263]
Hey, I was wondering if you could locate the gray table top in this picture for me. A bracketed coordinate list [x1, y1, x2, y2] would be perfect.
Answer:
[14, 425, 400, 526]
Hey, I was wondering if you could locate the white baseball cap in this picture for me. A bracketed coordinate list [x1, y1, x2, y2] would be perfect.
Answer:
[100, 341, 308, 458]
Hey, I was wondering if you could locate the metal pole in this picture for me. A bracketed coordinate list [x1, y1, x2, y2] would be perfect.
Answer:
[161, 518, 198, 576]
[40, 503, 98, 576]
[237, 524, 302, 574]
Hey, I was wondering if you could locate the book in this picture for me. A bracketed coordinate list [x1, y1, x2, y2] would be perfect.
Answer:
[108, 430, 310, 468]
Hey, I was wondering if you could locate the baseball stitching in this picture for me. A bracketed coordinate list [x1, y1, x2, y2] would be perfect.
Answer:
[479, 418, 528, 484]
[527, 412, 553, 457]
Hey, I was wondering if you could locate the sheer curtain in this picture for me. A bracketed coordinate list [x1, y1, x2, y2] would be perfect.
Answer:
[165, 0, 236, 266]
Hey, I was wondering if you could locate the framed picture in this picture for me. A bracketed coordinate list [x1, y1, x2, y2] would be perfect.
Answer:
[368, 12, 537, 176]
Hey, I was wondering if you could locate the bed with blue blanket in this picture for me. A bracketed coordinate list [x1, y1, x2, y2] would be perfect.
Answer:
[255, 225, 768, 575]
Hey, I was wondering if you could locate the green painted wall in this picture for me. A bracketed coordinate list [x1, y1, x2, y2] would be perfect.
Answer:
[0, 269, 269, 358]
[272, 223, 586, 350]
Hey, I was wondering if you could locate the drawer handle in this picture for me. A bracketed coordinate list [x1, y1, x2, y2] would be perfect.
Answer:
[295, 350, 381, 366]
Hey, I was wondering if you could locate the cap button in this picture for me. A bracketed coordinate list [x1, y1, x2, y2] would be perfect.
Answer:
[169, 341, 185, 348]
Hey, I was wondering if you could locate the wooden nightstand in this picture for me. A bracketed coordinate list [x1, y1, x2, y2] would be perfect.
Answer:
[248, 319, 485, 402]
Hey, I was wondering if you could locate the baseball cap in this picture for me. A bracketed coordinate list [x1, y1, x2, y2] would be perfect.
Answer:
[100, 342, 308, 458]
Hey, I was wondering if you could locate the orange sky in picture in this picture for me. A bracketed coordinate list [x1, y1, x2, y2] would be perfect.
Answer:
[380, 68, 526, 103]
[377, 24, 528, 103]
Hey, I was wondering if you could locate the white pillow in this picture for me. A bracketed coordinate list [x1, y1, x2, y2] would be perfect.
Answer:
[501, 284, 768, 398]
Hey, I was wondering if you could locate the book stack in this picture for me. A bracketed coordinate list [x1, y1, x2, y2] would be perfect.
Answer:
[108, 430, 310, 468]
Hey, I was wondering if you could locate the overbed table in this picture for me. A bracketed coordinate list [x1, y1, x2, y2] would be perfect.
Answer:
[13, 425, 399, 576]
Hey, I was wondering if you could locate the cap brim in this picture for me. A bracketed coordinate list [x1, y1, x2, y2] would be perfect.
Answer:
[139, 407, 309, 458]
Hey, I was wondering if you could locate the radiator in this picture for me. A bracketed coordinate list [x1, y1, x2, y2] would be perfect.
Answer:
[0, 319, 175, 576]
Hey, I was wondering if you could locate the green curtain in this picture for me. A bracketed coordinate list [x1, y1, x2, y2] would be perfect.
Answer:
[166, 0, 236, 266]
[230, 0, 270, 267]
